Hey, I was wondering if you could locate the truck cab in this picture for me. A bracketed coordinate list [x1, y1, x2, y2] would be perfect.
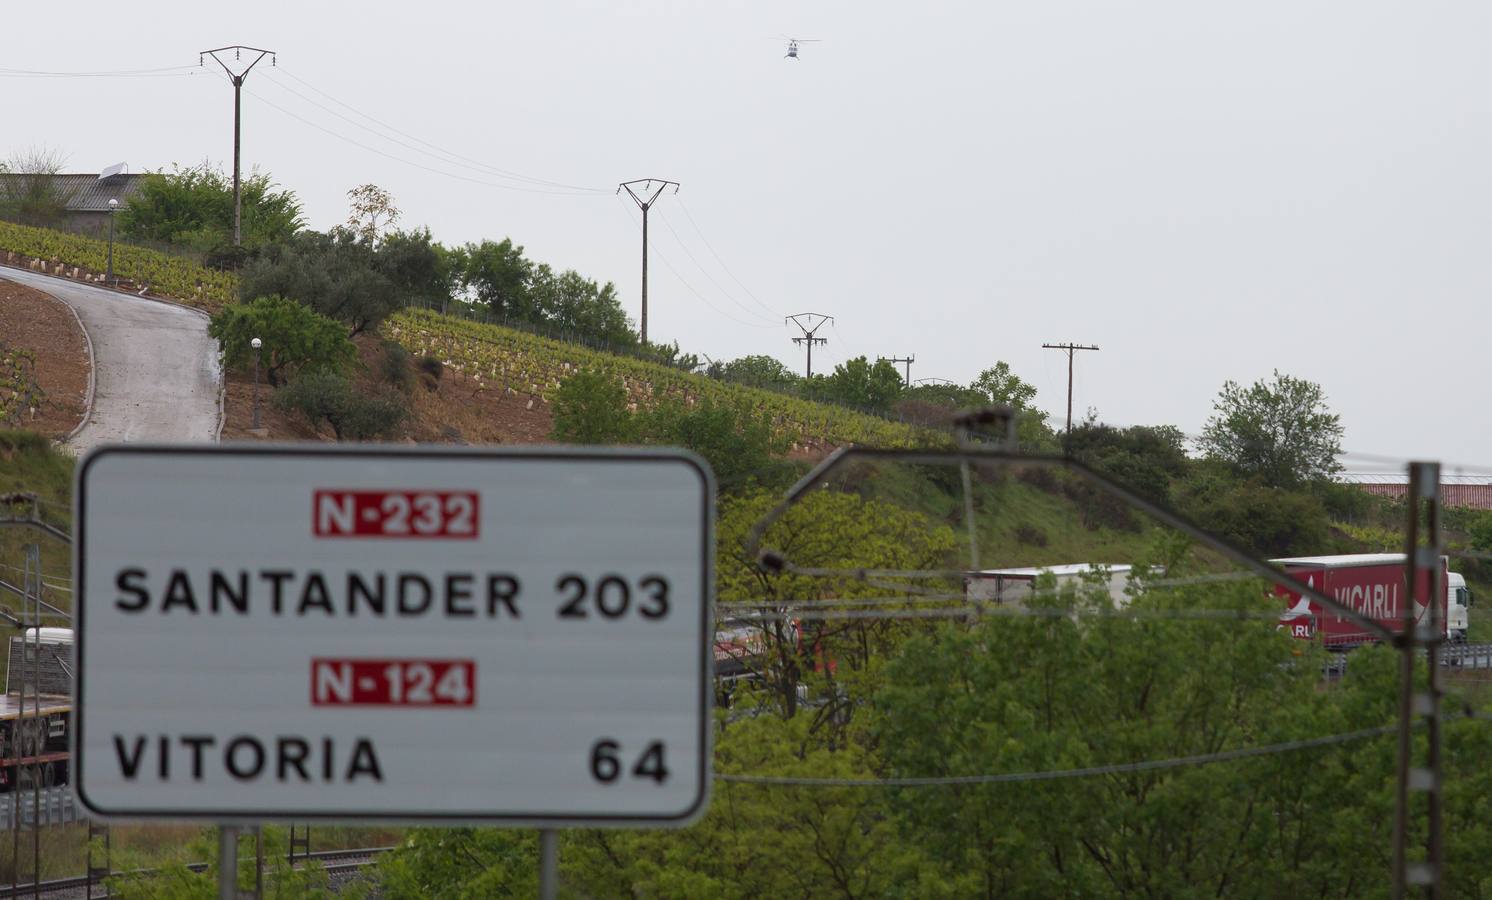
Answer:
[1448, 571, 1472, 643]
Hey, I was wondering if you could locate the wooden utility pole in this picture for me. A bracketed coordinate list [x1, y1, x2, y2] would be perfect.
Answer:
[618, 179, 680, 345]
[881, 355, 914, 384]
[1041, 342, 1100, 433]
[200, 46, 276, 247]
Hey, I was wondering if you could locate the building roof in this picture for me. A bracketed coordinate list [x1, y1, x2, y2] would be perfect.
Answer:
[1272, 553, 1406, 568]
[47, 173, 148, 212]
[969, 564, 1133, 578]
[1340, 473, 1492, 485]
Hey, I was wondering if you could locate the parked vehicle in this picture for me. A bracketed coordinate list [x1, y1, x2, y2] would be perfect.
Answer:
[1274, 554, 1468, 648]
[0, 628, 72, 791]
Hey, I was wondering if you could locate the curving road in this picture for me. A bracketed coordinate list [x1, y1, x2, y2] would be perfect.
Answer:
[0, 266, 220, 451]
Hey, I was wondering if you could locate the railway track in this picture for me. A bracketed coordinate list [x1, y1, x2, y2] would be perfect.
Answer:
[0, 845, 391, 898]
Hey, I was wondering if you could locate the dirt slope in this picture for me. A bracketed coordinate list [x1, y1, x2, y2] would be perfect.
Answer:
[0, 279, 88, 439]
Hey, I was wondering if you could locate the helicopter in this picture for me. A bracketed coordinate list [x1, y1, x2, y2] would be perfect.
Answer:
[777, 36, 822, 59]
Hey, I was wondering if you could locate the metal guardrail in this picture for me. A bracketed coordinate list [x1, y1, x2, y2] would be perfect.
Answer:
[0, 845, 392, 898]
[0, 786, 80, 830]
[1325, 641, 1492, 674]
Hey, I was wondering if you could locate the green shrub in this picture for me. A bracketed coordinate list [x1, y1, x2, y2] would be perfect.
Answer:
[551, 368, 632, 444]
[380, 341, 414, 392]
[273, 372, 407, 441]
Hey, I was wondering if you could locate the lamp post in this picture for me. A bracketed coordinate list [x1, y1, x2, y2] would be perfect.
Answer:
[250, 337, 263, 431]
[106, 199, 118, 286]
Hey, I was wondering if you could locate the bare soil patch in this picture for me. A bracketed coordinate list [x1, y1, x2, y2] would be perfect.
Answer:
[220, 335, 556, 445]
[0, 280, 89, 439]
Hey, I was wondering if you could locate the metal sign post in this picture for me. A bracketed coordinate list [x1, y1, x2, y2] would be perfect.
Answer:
[218, 826, 236, 900]
[539, 829, 558, 900]
[72, 445, 714, 827]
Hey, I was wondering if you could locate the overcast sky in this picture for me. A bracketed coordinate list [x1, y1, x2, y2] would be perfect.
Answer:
[7, 1, 1491, 470]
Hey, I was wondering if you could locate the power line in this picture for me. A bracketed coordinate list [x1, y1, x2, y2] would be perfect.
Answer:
[654, 211, 779, 325]
[880, 355, 914, 383]
[615, 200, 781, 331]
[199, 45, 276, 247]
[1041, 342, 1100, 434]
[257, 69, 607, 194]
[0, 64, 198, 78]
[673, 197, 782, 319]
[714, 724, 1400, 787]
[718, 605, 1291, 623]
[241, 86, 600, 196]
[618, 179, 680, 345]
[787, 313, 833, 378]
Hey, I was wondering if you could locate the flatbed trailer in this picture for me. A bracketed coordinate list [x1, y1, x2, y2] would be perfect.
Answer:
[0, 695, 71, 791]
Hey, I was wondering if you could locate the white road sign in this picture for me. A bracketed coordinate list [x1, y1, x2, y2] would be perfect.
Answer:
[73, 445, 714, 825]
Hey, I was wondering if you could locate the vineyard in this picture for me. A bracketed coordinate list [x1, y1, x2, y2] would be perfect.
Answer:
[386, 309, 944, 450]
[0, 221, 237, 308]
[0, 343, 42, 426]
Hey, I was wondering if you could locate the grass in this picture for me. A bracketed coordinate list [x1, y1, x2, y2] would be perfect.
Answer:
[0, 431, 73, 621]
[834, 459, 1164, 570]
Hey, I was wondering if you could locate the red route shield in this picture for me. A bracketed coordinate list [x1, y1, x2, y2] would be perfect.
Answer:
[311, 658, 477, 707]
[312, 490, 480, 539]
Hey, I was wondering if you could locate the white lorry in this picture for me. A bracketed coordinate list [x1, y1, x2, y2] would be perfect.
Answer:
[964, 564, 1134, 608]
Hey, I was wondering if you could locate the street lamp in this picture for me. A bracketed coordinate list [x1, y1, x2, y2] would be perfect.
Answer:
[250, 337, 263, 431]
[106, 198, 118, 286]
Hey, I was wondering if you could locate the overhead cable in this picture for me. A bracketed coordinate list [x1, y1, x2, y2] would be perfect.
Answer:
[0, 64, 198, 78]
[654, 210, 780, 324]
[265, 66, 607, 194]
[240, 85, 599, 197]
[675, 197, 782, 319]
[615, 199, 781, 330]
[258, 69, 606, 193]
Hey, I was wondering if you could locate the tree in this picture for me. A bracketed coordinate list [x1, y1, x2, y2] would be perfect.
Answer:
[273, 372, 407, 441]
[872, 578, 1420, 896]
[1199, 370, 1344, 488]
[240, 231, 401, 337]
[345, 183, 400, 242]
[550, 369, 633, 444]
[374, 228, 450, 310]
[208, 296, 356, 386]
[814, 356, 904, 414]
[635, 398, 787, 491]
[969, 361, 1055, 448]
[717, 490, 958, 719]
[971, 361, 1039, 410]
[118, 163, 303, 255]
[528, 265, 635, 346]
[0, 146, 74, 228]
[451, 238, 533, 320]
[1175, 460, 1331, 557]
[1064, 421, 1189, 505]
[707, 355, 801, 392]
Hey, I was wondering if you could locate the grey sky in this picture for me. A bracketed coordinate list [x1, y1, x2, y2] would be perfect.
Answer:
[7, 1, 1490, 469]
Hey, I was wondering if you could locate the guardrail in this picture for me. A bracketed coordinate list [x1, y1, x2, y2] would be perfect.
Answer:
[0, 786, 80, 830]
[0, 845, 392, 898]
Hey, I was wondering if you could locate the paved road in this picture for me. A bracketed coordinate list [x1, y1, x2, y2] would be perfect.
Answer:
[0, 266, 220, 451]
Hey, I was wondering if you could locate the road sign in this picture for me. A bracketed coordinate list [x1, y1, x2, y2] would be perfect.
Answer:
[73, 445, 714, 825]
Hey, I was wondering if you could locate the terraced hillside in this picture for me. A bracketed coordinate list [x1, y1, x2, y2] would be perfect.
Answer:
[386, 308, 943, 451]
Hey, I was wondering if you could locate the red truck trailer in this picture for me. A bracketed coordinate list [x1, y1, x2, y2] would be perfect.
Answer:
[1274, 554, 1448, 648]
